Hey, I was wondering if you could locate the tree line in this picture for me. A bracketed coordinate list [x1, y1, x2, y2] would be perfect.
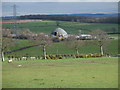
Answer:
[19, 15, 118, 24]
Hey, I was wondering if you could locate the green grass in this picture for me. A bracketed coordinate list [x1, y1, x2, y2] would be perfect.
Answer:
[2, 57, 118, 88]
[2, 21, 118, 34]
[7, 39, 118, 56]
[3, 20, 118, 56]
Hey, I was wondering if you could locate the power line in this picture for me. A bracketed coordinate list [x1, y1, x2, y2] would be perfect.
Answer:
[12, 4, 18, 35]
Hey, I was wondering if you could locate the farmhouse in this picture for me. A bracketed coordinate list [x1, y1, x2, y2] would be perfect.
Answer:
[51, 27, 68, 41]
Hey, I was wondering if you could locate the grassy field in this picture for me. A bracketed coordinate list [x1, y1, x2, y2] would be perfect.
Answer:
[2, 20, 118, 34]
[2, 57, 118, 88]
[3, 20, 118, 56]
[7, 39, 118, 56]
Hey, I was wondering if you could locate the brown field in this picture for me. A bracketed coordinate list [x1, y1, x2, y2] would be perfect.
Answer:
[1, 19, 43, 24]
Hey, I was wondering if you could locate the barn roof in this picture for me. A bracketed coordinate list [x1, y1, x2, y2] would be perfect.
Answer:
[51, 27, 67, 35]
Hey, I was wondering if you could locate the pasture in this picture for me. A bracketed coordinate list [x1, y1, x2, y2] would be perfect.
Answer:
[2, 20, 118, 34]
[2, 20, 119, 88]
[2, 57, 118, 88]
[7, 39, 118, 56]
[2, 20, 118, 56]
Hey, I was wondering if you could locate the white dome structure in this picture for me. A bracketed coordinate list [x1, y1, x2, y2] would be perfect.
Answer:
[51, 27, 68, 39]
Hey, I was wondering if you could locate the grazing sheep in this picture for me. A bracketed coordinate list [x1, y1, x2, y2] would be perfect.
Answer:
[85, 54, 89, 58]
[8, 59, 13, 63]
[18, 65, 22, 67]
[91, 54, 94, 57]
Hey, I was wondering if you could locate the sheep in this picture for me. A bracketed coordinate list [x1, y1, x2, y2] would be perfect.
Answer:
[17, 64, 22, 67]
[8, 59, 13, 63]
[85, 54, 89, 58]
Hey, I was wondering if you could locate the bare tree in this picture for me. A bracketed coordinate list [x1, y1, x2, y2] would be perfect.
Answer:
[29, 33, 52, 59]
[18, 28, 33, 39]
[91, 30, 110, 56]
[65, 35, 84, 54]
[1, 29, 15, 61]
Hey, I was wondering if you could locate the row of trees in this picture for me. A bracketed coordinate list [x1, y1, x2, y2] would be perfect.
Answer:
[1, 28, 111, 61]
[19, 15, 118, 24]
[66, 30, 110, 56]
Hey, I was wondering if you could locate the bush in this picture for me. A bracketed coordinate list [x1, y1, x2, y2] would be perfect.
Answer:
[51, 55, 57, 59]
[94, 53, 102, 57]
[46, 55, 51, 59]
[58, 56, 63, 59]
[41, 53, 103, 60]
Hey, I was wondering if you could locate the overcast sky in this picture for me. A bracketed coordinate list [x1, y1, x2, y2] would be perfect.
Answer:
[1, 0, 119, 2]
[2, 2, 118, 16]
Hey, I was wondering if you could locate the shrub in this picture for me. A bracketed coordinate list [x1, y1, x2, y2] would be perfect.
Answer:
[51, 55, 57, 59]
[94, 53, 102, 57]
[59, 56, 63, 59]
[46, 55, 51, 59]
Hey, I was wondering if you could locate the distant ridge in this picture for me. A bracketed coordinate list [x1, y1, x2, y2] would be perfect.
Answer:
[49, 13, 118, 17]
[2, 13, 119, 20]
[70, 13, 118, 17]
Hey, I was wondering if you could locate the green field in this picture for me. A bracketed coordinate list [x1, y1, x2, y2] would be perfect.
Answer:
[2, 20, 118, 34]
[7, 39, 118, 56]
[3, 20, 118, 56]
[2, 57, 118, 88]
[2, 19, 119, 89]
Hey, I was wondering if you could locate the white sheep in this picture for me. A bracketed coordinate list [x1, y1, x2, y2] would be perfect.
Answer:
[91, 54, 94, 56]
[18, 65, 22, 67]
[85, 54, 89, 58]
[8, 59, 13, 63]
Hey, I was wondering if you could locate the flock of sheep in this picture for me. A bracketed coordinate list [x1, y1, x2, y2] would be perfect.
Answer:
[7, 53, 109, 63]
[8, 56, 42, 63]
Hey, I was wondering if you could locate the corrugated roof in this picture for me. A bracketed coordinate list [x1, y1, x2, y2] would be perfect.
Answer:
[51, 27, 67, 35]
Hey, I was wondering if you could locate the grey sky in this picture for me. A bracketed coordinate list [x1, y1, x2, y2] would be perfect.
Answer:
[2, 2, 118, 16]
[2, 0, 119, 2]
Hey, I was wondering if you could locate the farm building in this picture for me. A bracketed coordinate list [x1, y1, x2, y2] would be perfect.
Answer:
[51, 27, 68, 41]
[75, 34, 93, 40]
